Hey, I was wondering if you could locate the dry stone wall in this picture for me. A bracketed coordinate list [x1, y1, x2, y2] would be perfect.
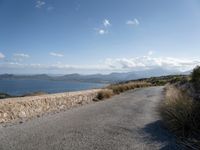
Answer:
[0, 89, 101, 123]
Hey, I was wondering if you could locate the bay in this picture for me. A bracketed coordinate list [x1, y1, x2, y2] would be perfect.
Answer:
[0, 79, 106, 96]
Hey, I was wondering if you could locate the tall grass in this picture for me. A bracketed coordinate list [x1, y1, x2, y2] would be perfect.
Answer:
[160, 85, 200, 149]
[191, 66, 200, 91]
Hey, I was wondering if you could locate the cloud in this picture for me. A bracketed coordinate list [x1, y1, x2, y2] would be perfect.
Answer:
[1, 51, 199, 73]
[98, 29, 107, 35]
[14, 53, 29, 58]
[50, 52, 64, 57]
[47, 6, 54, 11]
[103, 19, 111, 27]
[0, 62, 107, 73]
[126, 18, 140, 26]
[95, 19, 111, 35]
[0, 52, 5, 59]
[148, 51, 153, 56]
[13, 53, 29, 62]
[35, 0, 46, 8]
[105, 56, 200, 71]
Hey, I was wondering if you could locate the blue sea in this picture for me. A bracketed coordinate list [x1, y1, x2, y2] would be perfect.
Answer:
[0, 79, 106, 96]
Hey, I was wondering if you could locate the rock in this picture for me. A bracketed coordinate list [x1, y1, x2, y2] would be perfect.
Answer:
[18, 111, 26, 118]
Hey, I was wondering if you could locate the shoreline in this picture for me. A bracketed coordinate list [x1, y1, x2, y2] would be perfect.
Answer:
[0, 79, 107, 98]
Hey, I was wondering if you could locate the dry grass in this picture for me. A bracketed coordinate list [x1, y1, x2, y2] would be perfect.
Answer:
[107, 81, 152, 94]
[160, 85, 200, 149]
[160, 85, 194, 136]
[93, 90, 114, 101]
[94, 81, 152, 101]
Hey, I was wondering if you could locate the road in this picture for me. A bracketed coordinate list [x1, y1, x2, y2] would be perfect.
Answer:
[0, 87, 178, 150]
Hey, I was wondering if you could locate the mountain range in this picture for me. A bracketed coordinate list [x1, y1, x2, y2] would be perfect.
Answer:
[0, 68, 189, 83]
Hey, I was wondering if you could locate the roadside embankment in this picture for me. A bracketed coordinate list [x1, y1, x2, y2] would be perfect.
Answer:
[0, 89, 102, 123]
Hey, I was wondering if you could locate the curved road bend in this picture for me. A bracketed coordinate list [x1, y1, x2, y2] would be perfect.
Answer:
[0, 87, 179, 150]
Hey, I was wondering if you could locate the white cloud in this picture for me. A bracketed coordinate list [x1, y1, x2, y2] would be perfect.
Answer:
[13, 53, 29, 62]
[1, 52, 199, 73]
[148, 51, 153, 56]
[0, 52, 5, 59]
[0, 62, 106, 73]
[98, 29, 107, 35]
[35, 0, 46, 8]
[105, 56, 200, 71]
[14, 53, 29, 58]
[50, 52, 64, 57]
[95, 19, 111, 35]
[103, 19, 111, 27]
[126, 18, 140, 26]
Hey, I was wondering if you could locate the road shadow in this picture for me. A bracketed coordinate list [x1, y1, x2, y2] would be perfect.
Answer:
[141, 120, 182, 150]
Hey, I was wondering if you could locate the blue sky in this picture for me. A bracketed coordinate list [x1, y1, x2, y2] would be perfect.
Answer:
[0, 0, 200, 74]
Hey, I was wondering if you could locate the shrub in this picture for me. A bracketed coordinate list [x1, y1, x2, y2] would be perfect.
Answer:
[0, 93, 13, 99]
[94, 81, 152, 101]
[94, 90, 114, 101]
[191, 66, 200, 91]
[160, 85, 200, 148]
[107, 82, 151, 94]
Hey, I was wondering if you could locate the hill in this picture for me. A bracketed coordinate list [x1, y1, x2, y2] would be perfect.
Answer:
[0, 68, 185, 83]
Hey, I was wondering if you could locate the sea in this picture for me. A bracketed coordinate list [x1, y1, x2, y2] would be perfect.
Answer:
[0, 79, 106, 96]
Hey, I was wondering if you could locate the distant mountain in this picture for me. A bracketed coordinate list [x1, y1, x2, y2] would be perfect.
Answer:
[182, 70, 192, 75]
[0, 74, 51, 80]
[0, 68, 183, 83]
[131, 68, 180, 79]
[55, 73, 134, 83]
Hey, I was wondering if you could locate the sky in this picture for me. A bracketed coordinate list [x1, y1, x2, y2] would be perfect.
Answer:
[0, 0, 200, 74]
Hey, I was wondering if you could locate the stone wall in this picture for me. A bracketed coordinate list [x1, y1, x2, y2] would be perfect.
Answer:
[0, 89, 101, 123]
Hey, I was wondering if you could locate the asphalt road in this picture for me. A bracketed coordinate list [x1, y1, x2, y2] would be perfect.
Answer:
[0, 87, 179, 150]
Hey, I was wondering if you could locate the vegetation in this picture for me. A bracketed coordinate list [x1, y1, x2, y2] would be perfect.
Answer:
[139, 75, 188, 85]
[0, 93, 14, 99]
[22, 91, 48, 97]
[160, 86, 199, 136]
[93, 90, 114, 101]
[191, 66, 200, 93]
[159, 67, 200, 149]
[94, 81, 152, 101]
[107, 81, 151, 94]
[0, 91, 47, 99]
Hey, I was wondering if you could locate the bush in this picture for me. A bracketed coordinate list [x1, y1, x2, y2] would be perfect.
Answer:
[94, 90, 114, 101]
[191, 66, 200, 91]
[0, 93, 13, 99]
[93, 81, 151, 101]
[160, 85, 200, 148]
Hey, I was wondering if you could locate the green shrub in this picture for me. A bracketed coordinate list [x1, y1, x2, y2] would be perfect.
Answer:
[191, 66, 200, 91]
